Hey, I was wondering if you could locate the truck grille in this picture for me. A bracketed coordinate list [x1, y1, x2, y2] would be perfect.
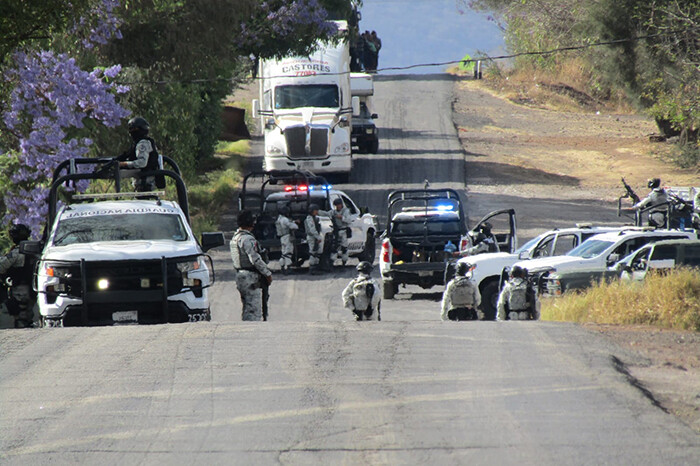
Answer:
[285, 126, 329, 159]
[84, 260, 182, 294]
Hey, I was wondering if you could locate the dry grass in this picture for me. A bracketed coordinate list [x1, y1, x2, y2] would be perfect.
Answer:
[541, 269, 700, 331]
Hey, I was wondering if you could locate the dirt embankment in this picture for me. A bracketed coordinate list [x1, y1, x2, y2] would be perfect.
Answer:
[453, 78, 700, 433]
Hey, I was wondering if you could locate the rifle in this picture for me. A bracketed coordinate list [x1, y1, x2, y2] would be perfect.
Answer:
[259, 248, 270, 321]
[621, 177, 641, 204]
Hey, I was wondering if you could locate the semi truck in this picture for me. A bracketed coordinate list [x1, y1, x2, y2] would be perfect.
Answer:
[253, 21, 359, 180]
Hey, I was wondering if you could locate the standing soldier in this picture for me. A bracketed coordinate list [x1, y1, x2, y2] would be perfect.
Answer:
[304, 204, 323, 274]
[634, 178, 669, 227]
[275, 204, 298, 274]
[116, 116, 164, 192]
[342, 261, 382, 321]
[230, 210, 272, 321]
[0, 224, 35, 328]
[330, 198, 352, 266]
[441, 262, 480, 321]
[497, 266, 539, 321]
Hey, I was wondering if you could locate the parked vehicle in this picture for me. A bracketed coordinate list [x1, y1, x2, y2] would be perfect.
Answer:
[350, 72, 378, 154]
[21, 158, 224, 327]
[252, 21, 359, 179]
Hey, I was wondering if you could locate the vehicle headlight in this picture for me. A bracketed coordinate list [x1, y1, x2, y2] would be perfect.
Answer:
[176, 256, 213, 287]
[267, 145, 283, 155]
[365, 128, 374, 134]
[44, 263, 72, 278]
[334, 143, 350, 154]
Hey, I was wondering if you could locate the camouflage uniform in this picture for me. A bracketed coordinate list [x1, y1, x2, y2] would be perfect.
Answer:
[634, 188, 669, 227]
[119, 138, 162, 192]
[497, 277, 538, 321]
[441, 275, 480, 321]
[230, 228, 271, 321]
[0, 248, 35, 328]
[330, 206, 352, 264]
[342, 273, 382, 321]
[275, 214, 298, 271]
[304, 214, 323, 267]
[460, 233, 498, 256]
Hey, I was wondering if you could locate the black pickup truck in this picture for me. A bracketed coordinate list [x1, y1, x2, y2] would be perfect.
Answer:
[379, 188, 469, 299]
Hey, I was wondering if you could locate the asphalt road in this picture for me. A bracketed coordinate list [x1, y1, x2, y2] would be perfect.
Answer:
[1, 75, 698, 465]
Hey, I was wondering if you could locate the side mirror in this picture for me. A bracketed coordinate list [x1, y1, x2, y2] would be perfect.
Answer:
[19, 240, 44, 256]
[606, 253, 620, 266]
[371, 113, 378, 119]
[518, 250, 529, 260]
[252, 99, 260, 119]
[351, 96, 360, 117]
[201, 232, 225, 252]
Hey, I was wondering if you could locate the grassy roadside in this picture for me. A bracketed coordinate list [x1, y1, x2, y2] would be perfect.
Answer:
[541, 269, 700, 331]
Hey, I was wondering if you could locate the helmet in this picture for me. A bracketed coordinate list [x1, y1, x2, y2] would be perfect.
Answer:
[279, 204, 290, 216]
[479, 222, 492, 234]
[128, 117, 150, 132]
[356, 261, 373, 274]
[648, 178, 661, 189]
[308, 203, 320, 213]
[455, 261, 470, 276]
[237, 210, 255, 228]
[510, 265, 526, 278]
[9, 224, 30, 244]
[333, 198, 343, 207]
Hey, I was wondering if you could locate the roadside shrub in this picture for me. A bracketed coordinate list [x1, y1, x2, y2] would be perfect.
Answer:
[187, 169, 239, 237]
[541, 268, 700, 331]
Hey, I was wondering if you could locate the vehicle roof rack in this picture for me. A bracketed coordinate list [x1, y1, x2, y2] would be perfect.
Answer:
[71, 191, 166, 201]
[385, 187, 466, 233]
[238, 170, 331, 213]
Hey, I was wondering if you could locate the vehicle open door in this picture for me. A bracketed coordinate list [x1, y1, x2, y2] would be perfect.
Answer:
[471, 209, 517, 253]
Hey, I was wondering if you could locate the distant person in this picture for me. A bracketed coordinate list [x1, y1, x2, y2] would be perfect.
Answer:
[693, 189, 700, 229]
[441, 262, 480, 321]
[330, 198, 352, 266]
[275, 204, 299, 274]
[458, 222, 499, 257]
[116, 117, 164, 192]
[370, 31, 382, 70]
[362, 31, 376, 71]
[497, 266, 538, 321]
[0, 224, 36, 328]
[342, 261, 382, 321]
[634, 178, 669, 227]
[304, 204, 323, 274]
[231, 210, 272, 321]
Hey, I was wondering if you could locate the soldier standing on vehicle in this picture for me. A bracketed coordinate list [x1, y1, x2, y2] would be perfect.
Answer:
[497, 265, 538, 321]
[304, 204, 324, 274]
[342, 261, 382, 321]
[330, 198, 352, 266]
[275, 204, 299, 274]
[231, 210, 272, 321]
[0, 224, 35, 328]
[458, 222, 499, 257]
[634, 178, 669, 227]
[116, 117, 164, 192]
[441, 262, 480, 321]
[370, 31, 382, 70]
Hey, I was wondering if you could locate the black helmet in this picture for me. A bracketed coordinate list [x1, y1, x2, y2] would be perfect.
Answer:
[9, 224, 31, 244]
[279, 204, 290, 216]
[479, 222, 492, 234]
[333, 198, 343, 206]
[308, 203, 320, 213]
[647, 178, 661, 189]
[128, 117, 150, 132]
[511, 265, 526, 278]
[237, 210, 255, 228]
[455, 261, 470, 276]
[357, 261, 373, 274]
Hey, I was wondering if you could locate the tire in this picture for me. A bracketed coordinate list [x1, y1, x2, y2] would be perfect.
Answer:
[359, 232, 376, 263]
[383, 280, 397, 299]
[479, 280, 500, 321]
[369, 140, 379, 154]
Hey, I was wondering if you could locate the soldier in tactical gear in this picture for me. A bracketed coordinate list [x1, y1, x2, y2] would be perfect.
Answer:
[231, 210, 272, 321]
[275, 204, 299, 274]
[330, 197, 352, 266]
[459, 222, 499, 257]
[497, 265, 539, 321]
[441, 261, 480, 321]
[342, 261, 382, 321]
[116, 116, 164, 192]
[634, 178, 669, 227]
[304, 204, 323, 274]
[0, 224, 36, 328]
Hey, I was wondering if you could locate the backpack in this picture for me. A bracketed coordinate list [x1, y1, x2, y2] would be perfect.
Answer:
[507, 279, 529, 311]
[352, 277, 380, 319]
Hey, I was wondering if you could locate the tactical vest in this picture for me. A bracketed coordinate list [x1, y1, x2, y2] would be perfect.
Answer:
[507, 278, 529, 311]
[5, 249, 33, 286]
[448, 277, 477, 308]
[232, 230, 257, 270]
[125, 136, 160, 170]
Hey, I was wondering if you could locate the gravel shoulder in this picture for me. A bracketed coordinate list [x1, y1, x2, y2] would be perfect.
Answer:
[453, 77, 700, 433]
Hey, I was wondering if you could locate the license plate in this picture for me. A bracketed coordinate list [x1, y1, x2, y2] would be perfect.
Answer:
[113, 310, 138, 324]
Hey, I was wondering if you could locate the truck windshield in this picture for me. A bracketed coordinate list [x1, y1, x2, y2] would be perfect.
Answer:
[275, 85, 339, 109]
[53, 214, 188, 246]
[566, 239, 614, 259]
[514, 234, 546, 255]
[392, 220, 461, 236]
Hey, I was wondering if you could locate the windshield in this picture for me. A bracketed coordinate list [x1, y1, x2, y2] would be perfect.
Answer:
[566, 239, 614, 259]
[515, 234, 545, 254]
[275, 85, 339, 109]
[392, 220, 461, 236]
[53, 214, 188, 246]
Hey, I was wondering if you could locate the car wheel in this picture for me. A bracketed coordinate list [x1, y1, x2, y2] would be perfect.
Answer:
[369, 140, 379, 154]
[383, 280, 397, 299]
[480, 280, 500, 321]
[359, 232, 376, 263]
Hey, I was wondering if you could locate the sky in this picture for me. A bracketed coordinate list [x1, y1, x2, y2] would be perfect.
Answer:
[357, 0, 505, 74]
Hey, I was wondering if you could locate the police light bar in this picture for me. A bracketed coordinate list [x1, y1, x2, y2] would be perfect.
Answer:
[284, 185, 313, 192]
[435, 204, 455, 211]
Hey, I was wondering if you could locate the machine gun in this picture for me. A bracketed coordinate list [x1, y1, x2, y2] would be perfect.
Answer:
[621, 178, 641, 204]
